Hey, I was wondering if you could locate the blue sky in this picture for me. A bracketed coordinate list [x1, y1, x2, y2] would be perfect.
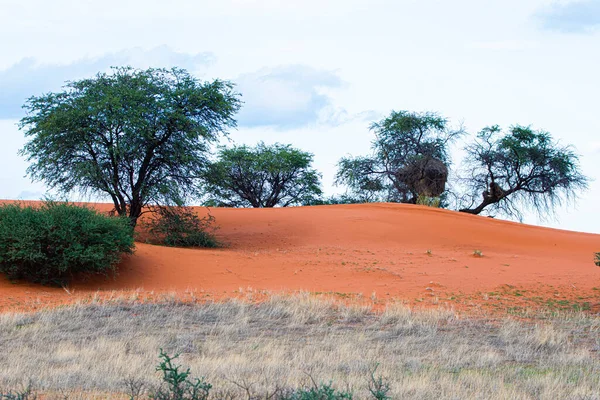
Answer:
[1, 0, 599, 232]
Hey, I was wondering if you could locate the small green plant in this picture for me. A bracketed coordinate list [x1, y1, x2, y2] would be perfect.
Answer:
[426, 249, 432, 256]
[594, 252, 600, 267]
[150, 349, 212, 400]
[367, 364, 391, 400]
[473, 249, 483, 257]
[416, 194, 441, 208]
[281, 382, 353, 400]
[145, 206, 218, 248]
[0, 201, 134, 285]
[0, 384, 37, 400]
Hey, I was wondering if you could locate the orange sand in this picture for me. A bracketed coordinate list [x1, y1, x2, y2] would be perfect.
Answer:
[1, 202, 599, 313]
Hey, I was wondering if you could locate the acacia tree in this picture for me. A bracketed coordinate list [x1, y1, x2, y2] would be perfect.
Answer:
[459, 125, 588, 219]
[336, 111, 463, 203]
[203, 142, 322, 207]
[19, 67, 240, 227]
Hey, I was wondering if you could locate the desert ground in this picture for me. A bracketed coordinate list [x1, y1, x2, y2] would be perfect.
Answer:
[1, 202, 599, 313]
[1, 202, 600, 399]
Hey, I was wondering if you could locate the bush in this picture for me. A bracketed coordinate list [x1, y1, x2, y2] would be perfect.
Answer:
[416, 194, 441, 208]
[595, 252, 600, 267]
[0, 202, 134, 285]
[281, 384, 353, 400]
[0, 385, 37, 400]
[145, 207, 218, 248]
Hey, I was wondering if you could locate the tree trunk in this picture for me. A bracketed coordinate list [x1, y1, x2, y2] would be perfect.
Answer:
[459, 183, 510, 215]
[128, 200, 143, 229]
[459, 200, 492, 215]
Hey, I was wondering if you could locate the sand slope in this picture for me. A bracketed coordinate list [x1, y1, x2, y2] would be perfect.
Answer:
[1, 203, 599, 311]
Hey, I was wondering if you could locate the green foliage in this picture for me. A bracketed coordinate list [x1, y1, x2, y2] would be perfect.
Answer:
[336, 110, 462, 204]
[281, 383, 353, 400]
[0, 385, 36, 400]
[19, 67, 240, 227]
[416, 194, 441, 208]
[203, 142, 322, 207]
[303, 194, 365, 206]
[460, 125, 588, 218]
[0, 202, 134, 285]
[150, 349, 212, 400]
[145, 207, 218, 248]
[594, 253, 600, 267]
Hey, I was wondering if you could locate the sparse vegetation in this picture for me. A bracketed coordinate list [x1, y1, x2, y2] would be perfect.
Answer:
[1, 295, 598, 399]
[594, 252, 600, 266]
[367, 364, 391, 400]
[473, 249, 483, 257]
[281, 383, 354, 400]
[144, 206, 218, 248]
[0, 202, 134, 285]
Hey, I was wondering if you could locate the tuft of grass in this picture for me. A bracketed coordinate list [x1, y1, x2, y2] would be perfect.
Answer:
[473, 249, 483, 257]
[594, 252, 600, 267]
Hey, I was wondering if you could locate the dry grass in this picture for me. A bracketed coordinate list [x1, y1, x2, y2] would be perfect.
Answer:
[0, 294, 599, 399]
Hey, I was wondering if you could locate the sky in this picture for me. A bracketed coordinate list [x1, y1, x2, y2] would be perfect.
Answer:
[1, 0, 599, 232]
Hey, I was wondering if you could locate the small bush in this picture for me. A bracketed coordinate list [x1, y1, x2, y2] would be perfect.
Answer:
[145, 207, 218, 248]
[0, 202, 134, 285]
[416, 194, 441, 208]
[281, 383, 353, 400]
[0, 385, 37, 400]
[595, 252, 600, 267]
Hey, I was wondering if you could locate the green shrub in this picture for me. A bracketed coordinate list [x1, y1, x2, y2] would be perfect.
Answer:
[595, 252, 600, 267]
[145, 207, 218, 248]
[416, 194, 441, 208]
[0, 385, 37, 400]
[150, 349, 211, 400]
[281, 383, 353, 400]
[0, 202, 134, 285]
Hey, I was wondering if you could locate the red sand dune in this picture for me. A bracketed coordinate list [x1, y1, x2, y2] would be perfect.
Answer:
[1, 202, 599, 313]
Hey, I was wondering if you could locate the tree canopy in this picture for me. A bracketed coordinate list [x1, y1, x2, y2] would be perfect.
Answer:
[336, 110, 463, 203]
[458, 125, 588, 219]
[203, 142, 322, 207]
[19, 67, 240, 226]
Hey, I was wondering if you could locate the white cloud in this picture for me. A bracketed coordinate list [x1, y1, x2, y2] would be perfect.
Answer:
[235, 65, 344, 129]
[0, 46, 214, 119]
[466, 40, 539, 50]
[535, 0, 600, 33]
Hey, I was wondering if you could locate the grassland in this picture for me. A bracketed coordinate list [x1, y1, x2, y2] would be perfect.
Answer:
[0, 294, 599, 399]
